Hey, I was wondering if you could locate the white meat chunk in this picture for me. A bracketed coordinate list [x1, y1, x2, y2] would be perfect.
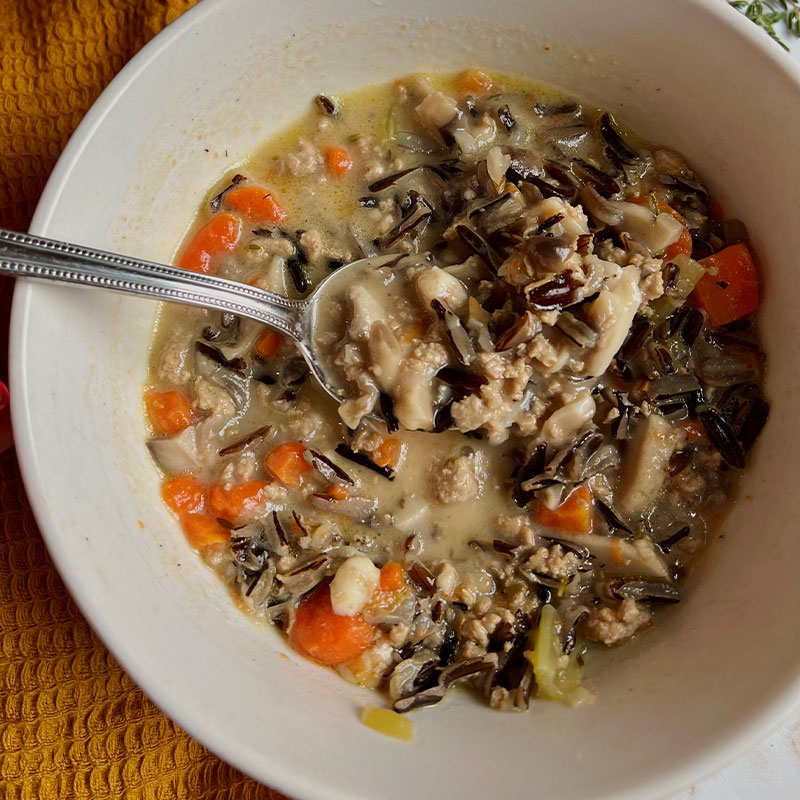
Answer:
[348, 284, 385, 339]
[539, 391, 596, 447]
[330, 555, 380, 616]
[193, 376, 235, 417]
[393, 342, 448, 431]
[581, 265, 642, 378]
[429, 452, 484, 505]
[338, 385, 379, 430]
[412, 266, 468, 314]
[415, 90, 459, 130]
[156, 333, 193, 387]
[278, 137, 324, 177]
[367, 321, 403, 389]
[612, 201, 684, 254]
[615, 413, 680, 518]
[583, 598, 651, 645]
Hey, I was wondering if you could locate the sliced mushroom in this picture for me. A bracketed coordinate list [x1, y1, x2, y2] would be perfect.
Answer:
[615, 413, 680, 518]
[147, 427, 200, 474]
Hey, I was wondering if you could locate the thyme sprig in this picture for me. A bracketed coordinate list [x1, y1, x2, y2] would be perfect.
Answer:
[729, 0, 800, 51]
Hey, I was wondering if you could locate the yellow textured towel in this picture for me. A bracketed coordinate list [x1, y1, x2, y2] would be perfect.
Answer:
[0, 2, 287, 797]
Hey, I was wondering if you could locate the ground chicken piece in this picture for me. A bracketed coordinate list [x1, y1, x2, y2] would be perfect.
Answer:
[220, 452, 258, 488]
[451, 383, 519, 441]
[157, 335, 193, 386]
[429, 452, 483, 505]
[495, 514, 535, 545]
[583, 598, 651, 646]
[299, 229, 325, 262]
[354, 135, 388, 182]
[459, 617, 490, 649]
[639, 271, 665, 302]
[408, 341, 449, 370]
[286, 401, 326, 440]
[526, 335, 564, 370]
[279, 137, 324, 177]
[525, 545, 581, 579]
[194, 376, 235, 416]
[476, 352, 533, 401]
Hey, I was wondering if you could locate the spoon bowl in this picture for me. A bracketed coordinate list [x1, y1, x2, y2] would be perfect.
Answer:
[0, 227, 401, 403]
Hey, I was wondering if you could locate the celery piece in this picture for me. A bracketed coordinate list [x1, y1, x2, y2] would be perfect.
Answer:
[384, 105, 397, 145]
[650, 253, 706, 322]
[361, 705, 413, 742]
[526, 604, 583, 703]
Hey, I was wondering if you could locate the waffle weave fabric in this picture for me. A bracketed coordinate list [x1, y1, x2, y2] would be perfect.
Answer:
[0, 2, 288, 797]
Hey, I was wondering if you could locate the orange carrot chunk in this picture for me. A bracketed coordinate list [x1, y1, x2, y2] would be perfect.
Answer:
[374, 437, 402, 468]
[226, 185, 287, 224]
[289, 583, 376, 665]
[145, 390, 194, 436]
[181, 513, 230, 548]
[209, 480, 271, 524]
[533, 484, 592, 534]
[161, 474, 206, 516]
[328, 484, 350, 501]
[378, 561, 407, 593]
[265, 441, 312, 487]
[254, 329, 283, 359]
[324, 146, 352, 178]
[457, 69, 494, 95]
[178, 212, 241, 274]
[692, 243, 760, 327]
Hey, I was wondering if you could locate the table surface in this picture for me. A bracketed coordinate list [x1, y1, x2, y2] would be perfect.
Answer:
[1, 4, 799, 798]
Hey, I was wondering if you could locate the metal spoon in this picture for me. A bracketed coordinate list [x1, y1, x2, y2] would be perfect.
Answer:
[0, 227, 400, 402]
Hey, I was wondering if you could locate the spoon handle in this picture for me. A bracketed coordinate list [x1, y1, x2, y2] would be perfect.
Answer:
[0, 228, 305, 340]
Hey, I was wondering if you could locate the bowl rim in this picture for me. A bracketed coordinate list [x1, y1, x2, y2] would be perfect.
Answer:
[10, 1, 800, 798]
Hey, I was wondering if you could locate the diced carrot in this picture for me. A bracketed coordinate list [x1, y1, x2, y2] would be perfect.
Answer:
[323, 146, 352, 178]
[364, 562, 409, 618]
[289, 583, 376, 665]
[631, 197, 692, 260]
[400, 323, 425, 344]
[374, 437, 402, 468]
[209, 480, 271, 524]
[178, 212, 241, 274]
[678, 418, 705, 442]
[457, 69, 493, 95]
[145, 389, 194, 436]
[265, 441, 312, 487]
[181, 513, 230, 548]
[533, 484, 592, 534]
[161, 474, 206, 516]
[692, 244, 760, 327]
[378, 561, 406, 593]
[226, 185, 287, 224]
[254, 329, 283, 359]
[328, 484, 350, 501]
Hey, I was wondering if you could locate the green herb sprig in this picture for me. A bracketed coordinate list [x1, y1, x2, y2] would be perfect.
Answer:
[729, 0, 800, 51]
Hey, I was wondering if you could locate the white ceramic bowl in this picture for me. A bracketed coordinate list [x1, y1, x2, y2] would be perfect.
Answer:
[11, 1, 800, 798]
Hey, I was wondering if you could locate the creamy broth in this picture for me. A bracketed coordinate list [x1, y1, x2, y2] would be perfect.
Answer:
[146, 70, 767, 714]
